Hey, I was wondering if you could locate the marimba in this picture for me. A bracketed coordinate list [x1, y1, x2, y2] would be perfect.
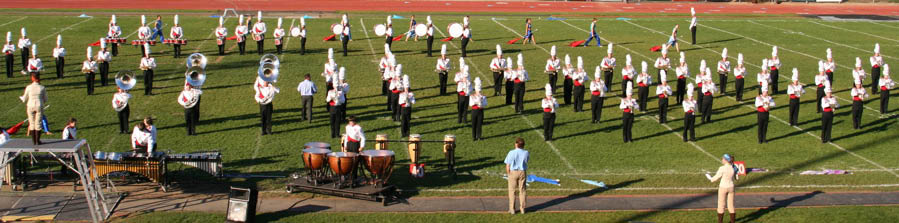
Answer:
[92, 152, 166, 185]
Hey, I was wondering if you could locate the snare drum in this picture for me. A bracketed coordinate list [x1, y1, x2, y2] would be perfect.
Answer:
[331, 23, 345, 35]
[414, 24, 428, 37]
[374, 24, 386, 37]
[327, 152, 358, 176]
[408, 134, 422, 164]
[302, 148, 331, 170]
[375, 134, 388, 150]
[447, 23, 463, 38]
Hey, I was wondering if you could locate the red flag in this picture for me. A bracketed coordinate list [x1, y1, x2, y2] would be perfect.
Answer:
[568, 40, 586, 47]
[226, 36, 238, 40]
[392, 36, 403, 41]
[323, 34, 336, 41]
[650, 45, 662, 52]
[507, 37, 521, 44]
[6, 121, 24, 134]
[88, 40, 101, 46]
[441, 37, 453, 42]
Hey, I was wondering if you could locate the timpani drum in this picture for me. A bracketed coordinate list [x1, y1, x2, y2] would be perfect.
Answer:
[447, 23, 463, 38]
[414, 24, 428, 37]
[331, 23, 345, 35]
[302, 148, 331, 170]
[407, 134, 422, 164]
[328, 152, 357, 176]
[374, 24, 387, 37]
[305, 142, 331, 151]
[375, 134, 389, 150]
[361, 150, 395, 187]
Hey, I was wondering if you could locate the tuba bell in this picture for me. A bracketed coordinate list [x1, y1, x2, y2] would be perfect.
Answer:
[185, 66, 206, 87]
[259, 54, 280, 68]
[258, 63, 279, 83]
[186, 53, 207, 69]
[115, 70, 137, 90]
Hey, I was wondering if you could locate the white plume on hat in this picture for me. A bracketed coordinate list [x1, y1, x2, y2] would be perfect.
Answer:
[772, 46, 778, 57]
[31, 44, 36, 56]
[388, 54, 396, 66]
[884, 64, 890, 76]
[761, 81, 769, 93]
[427, 16, 432, 25]
[641, 61, 647, 74]
[496, 44, 502, 57]
[691, 7, 696, 16]
[339, 67, 346, 81]
[301, 17, 306, 27]
[818, 60, 825, 73]
[387, 15, 392, 25]
[219, 17, 224, 26]
[679, 51, 685, 64]
[577, 56, 584, 70]
[459, 57, 465, 66]
[826, 48, 832, 59]
[143, 43, 150, 56]
[506, 57, 513, 69]
[545, 83, 552, 96]
[824, 80, 832, 93]
[403, 74, 410, 89]
[626, 81, 633, 96]
[874, 43, 880, 54]
[595, 66, 601, 80]
[762, 59, 768, 70]
[721, 48, 728, 59]
[86, 47, 92, 60]
[257, 11, 262, 21]
[56, 35, 62, 46]
[517, 53, 524, 68]
[564, 54, 571, 65]
[699, 59, 707, 71]
[474, 77, 482, 92]
[626, 54, 632, 66]
[855, 57, 862, 68]
[277, 17, 283, 27]
[141, 15, 146, 25]
[738, 53, 743, 65]
[687, 83, 694, 97]
[441, 44, 447, 55]
[660, 69, 667, 82]
[174, 15, 179, 25]
[607, 43, 614, 55]
[705, 68, 712, 79]
[111, 14, 117, 24]
[100, 37, 106, 49]
[792, 68, 799, 81]
[239, 15, 244, 24]
[5, 32, 10, 42]
[550, 45, 556, 57]
[661, 44, 668, 55]
[395, 64, 403, 77]
[328, 48, 334, 59]
[20, 27, 26, 36]
[854, 76, 862, 86]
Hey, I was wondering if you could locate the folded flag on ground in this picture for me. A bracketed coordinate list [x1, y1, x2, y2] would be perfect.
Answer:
[507, 37, 520, 44]
[323, 34, 336, 41]
[441, 37, 454, 42]
[569, 40, 586, 47]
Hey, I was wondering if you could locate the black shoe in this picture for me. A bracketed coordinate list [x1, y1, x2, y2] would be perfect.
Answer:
[690, 138, 696, 141]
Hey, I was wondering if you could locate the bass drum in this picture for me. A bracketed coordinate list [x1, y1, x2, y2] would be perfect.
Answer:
[373, 24, 386, 37]
[331, 23, 345, 35]
[290, 27, 302, 37]
[447, 23, 463, 38]
[414, 24, 428, 37]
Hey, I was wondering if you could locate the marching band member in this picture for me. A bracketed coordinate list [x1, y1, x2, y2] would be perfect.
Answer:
[297, 18, 307, 55]
[787, 68, 805, 126]
[179, 70, 204, 136]
[139, 43, 156, 95]
[343, 116, 365, 152]
[870, 43, 884, 93]
[880, 64, 894, 114]
[404, 15, 418, 42]
[326, 78, 344, 138]
[131, 122, 155, 154]
[657, 70, 673, 123]
[573, 56, 587, 112]
[655, 44, 671, 86]
[460, 17, 471, 57]
[755, 82, 774, 144]
[522, 18, 535, 45]
[389, 64, 404, 121]
[98, 38, 112, 86]
[696, 60, 708, 112]
[3, 32, 14, 78]
[170, 15, 184, 58]
[381, 47, 393, 96]
[853, 57, 866, 89]
[590, 66, 607, 124]
[385, 16, 394, 48]
[108, 15, 121, 56]
[620, 82, 638, 143]
[718, 48, 730, 95]
[513, 53, 529, 113]
[636, 61, 651, 112]
[602, 43, 616, 92]
[436, 44, 452, 95]
[137, 15, 151, 56]
[339, 68, 349, 122]
[52, 35, 65, 78]
[341, 15, 350, 56]
[683, 84, 697, 141]
[18, 28, 31, 74]
[82, 47, 97, 95]
[701, 67, 717, 124]
[398, 75, 416, 137]
[426, 16, 434, 56]
[150, 16, 165, 42]
[255, 66, 279, 135]
[675, 52, 689, 104]
[542, 84, 558, 141]
[562, 54, 574, 104]
[272, 17, 285, 54]
[21, 73, 47, 145]
[689, 7, 698, 45]
[850, 76, 868, 129]
[469, 77, 487, 141]
[545, 46, 560, 94]
[733, 53, 746, 101]
[706, 154, 739, 223]
[61, 118, 77, 140]
[757, 59, 771, 96]
[253, 11, 267, 55]
[235, 15, 248, 55]
[768, 46, 781, 94]
[297, 74, 317, 123]
[584, 18, 601, 47]
[490, 45, 505, 96]
[112, 72, 133, 134]
[667, 24, 680, 53]
[824, 48, 835, 84]
[26, 44, 41, 79]
[324, 48, 338, 92]
[821, 81, 837, 143]
[455, 62, 471, 123]
[215, 17, 228, 55]
[504, 57, 515, 105]
[815, 61, 828, 113]
[621, 54, 636, 97]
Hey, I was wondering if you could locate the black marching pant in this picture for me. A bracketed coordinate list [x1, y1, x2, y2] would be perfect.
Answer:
[260, 103, 273, 134]
[514, 82, 525, 112]
[697, 88, 705, 111]
[401, 106, 412, 137]
[771, 69, 779, 94]
[457, 94, 469, 123]
[100, 61, 109, 86]
[817, 87, 825, 113]
[691, 26, 697, 45]
[340, 97, 347, 124]
[460, 38, 469, 57]
[789, 98, 800, 126]
[821, 111, 833, 143]
[563, 78, 573, 104]
[5, 54, 13, 78]
[683, 112, 695, 141]
[143, 69, 154, 95]
[301, 95, 313, 122]
[173, 44, 181, 58]
[382, 80, 389, 96]
[826, 71, 834, 86]
[603, 70, 613, 92]
[735, 78, 745, 101]
[85, 72, 95, 95]
[300, 37, 307, 55]
[342, 36, 349, 56]
[676, 78, 686, 104]
[757, 111, 769, 143]
[256, 40, 265, 55]
[238, 40, 246, 55]
[55, 57, 64, 78]
[470, 108, 483, 140]
[426, 36, 434, 57]
[505, 80, 514, 104]
[493, 71, 503, 96]
[659, 96, 669, 123]
[872, 67, 881, 93]
[438, 71, 448, 95]
[385, 36, 393, 49]
[622, 112, 634, 142]
[330, 105, 340, 138]
[390, 93, 400, 121]
[881, 89, 890, 114]
[638, 86, 649, 111]
[111, 43, 118, 56]
[117, 105, 130, 134]
[548, 72, 558, 94]
[591, 95, 604, 123]
[218, 41, 226, 55]
[573, 85, 585, 112]
[701, 94, 713, 123]
[719, 73, 728, 95]
[275, 42, 283, 55]
[184, 107, 196, 135]
[543, 112, 555, 140]
[620, 78, 630, 97]
[852, 100, 863, 129]
[20, 48, 29, 71]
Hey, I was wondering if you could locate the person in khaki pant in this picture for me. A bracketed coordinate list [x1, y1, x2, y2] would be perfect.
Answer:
[21, 73, 47, 145]
[706, 154, 739, 223]
[504, 137, 529, 214]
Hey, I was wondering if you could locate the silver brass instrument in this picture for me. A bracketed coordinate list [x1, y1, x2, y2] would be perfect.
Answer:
[115, 70, 137, 90]
[259, 53, 280, 68]
[258, 54, 280, 83]
[186, 53, 207, 69]
[185, 66, 206, 87]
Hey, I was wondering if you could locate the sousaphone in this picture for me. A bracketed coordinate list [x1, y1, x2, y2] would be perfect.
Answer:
[115, 70, 137, 90]
[258, 63, 279, 83]
[185, 66, 206, 87]
[259, 53, 280, 68]
[186, 53, 207, 69]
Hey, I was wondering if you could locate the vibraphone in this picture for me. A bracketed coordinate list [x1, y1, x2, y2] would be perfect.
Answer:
[92, 152, 166, 186]
[162, 39, 188, 45]
[131, 39, 157, 46]
[165, 151, 222, 177]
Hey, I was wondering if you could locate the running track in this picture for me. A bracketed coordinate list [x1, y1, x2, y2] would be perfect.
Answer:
[4, 0, 899, 16]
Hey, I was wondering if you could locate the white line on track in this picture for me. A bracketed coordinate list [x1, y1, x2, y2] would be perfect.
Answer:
[0, 17, 26, 28]
[809, 21, 899, 44]
[35, 17, 94, 43]
[748, 20, 896, 60]
[625, 20, 899, 179]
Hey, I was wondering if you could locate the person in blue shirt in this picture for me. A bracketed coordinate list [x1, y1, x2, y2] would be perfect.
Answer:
[583, 18, 601, 47]
[522, 18, 535, 45]
[504, 137, 529, 214]
[149, 15, 165, 42]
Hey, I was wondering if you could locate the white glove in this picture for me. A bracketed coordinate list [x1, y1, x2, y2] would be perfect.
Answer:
[705, 173, 713, 181]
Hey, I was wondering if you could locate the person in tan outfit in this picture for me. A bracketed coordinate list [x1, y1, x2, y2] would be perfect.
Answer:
[707, 154, 739, 223]
[21, 74, 47, 145]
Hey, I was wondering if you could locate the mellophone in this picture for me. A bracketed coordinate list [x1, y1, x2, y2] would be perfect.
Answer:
[130, 39, 157, 46]
[163, 39, 189, 45]
[301, 142, 397, 188]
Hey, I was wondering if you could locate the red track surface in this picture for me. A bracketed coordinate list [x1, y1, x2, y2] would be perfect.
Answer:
[2, 0, 899, 16]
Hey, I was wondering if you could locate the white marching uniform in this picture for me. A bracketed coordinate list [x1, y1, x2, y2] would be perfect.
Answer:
[140, 57, 156, 70]
[170, 26, 183, 39]
[27, 57, 42, 73]
[108, 24, 122, 38]
[787, 84, 804, 97]
[542, 97, 559, 113]
[178, 88, 202, 108]
[590, 79, 607, 97]
[62, 126, 76, 140]
[17, 37, 31, 51]
[655, 57, 670, 70]
[683, 98, 696, 112]
[131, 126, 155, 153]
[255, 77, 278, 105]
[253, 22, 267, 39]
[343, 124, 365, 148]
[436, 57, 452, 71]
[657, 84, 673, 96]
[82, 60, 97, 73]
[602, 57, 617, 71]
[52, 46, 66, 59]
[755, 95, 775, 110]
[138, 26, 151, 40]
[545, 57, 561, 72]
[619, 98, 639, 111]
[112, 91, 130, 112]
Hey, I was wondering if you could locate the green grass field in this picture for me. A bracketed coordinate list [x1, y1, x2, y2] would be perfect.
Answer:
[2, 12, 898, 196]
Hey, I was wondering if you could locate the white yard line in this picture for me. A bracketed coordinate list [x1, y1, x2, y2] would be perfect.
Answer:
[809, 21, 899, 44]
[35, 18, 94, 43]
[358, 18, 379, 57]
[0, 17, 26, 28]
[247, 134, 263, 172]
[866, 21, 899, 30]
[748, 20, 896, 60]
[435, 21, 578, 174]
[627, 20, 899, 179]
